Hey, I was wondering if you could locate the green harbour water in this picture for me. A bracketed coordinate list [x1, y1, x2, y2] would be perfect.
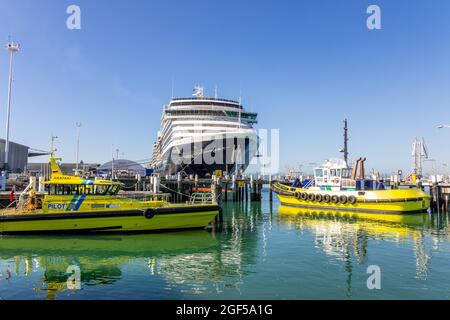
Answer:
[1, 187, 449, 300]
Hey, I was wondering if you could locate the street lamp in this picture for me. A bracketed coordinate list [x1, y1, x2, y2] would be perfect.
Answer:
[3, 40, 20, 171]
[75, 122, 82, 170]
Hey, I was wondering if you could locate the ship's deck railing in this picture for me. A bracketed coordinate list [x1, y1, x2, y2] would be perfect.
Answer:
[171, 97, 240, 104]
[189, 192, 214, 204]
[115, 193, 172, 202]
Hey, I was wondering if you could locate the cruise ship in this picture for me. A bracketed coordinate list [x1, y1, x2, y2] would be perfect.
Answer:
[151, 86, 259, 177]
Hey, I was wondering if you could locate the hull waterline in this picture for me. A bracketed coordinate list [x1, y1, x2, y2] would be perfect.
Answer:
[0, 205, 220, 234]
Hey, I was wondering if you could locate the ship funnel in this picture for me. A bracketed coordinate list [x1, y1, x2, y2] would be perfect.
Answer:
[359, 157, 367, 179]
[351, 157, 362, 180]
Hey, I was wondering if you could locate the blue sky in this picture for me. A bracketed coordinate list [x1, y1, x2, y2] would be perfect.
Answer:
[0, 0, 449, 174]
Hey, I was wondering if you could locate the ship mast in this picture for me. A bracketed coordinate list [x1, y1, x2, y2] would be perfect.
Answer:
[341, 119, 349, 165]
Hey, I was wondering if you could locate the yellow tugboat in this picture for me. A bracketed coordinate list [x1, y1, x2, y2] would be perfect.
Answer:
[0, 155, 220, 234]
[272, 157, 430, 214]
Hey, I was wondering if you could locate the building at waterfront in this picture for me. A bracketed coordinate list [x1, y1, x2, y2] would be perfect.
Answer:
[0, 139, 29, 172]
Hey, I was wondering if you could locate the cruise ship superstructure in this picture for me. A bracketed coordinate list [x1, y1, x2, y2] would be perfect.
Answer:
[151, 87, 259, 177]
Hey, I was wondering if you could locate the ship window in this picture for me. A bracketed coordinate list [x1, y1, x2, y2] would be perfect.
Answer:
[109, 185, 119, 195]
[95, 185, 109, 195]
[50, 185, 57, 195]
[85, 186, 94, 195]
[342, 169, 350, 178]
[314, 169, 323, 177]
[330, 169, 336, 176]
[337, 169, 341, 177]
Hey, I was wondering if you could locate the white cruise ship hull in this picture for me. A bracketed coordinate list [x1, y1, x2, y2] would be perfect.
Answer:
[153, 130, 259, 177]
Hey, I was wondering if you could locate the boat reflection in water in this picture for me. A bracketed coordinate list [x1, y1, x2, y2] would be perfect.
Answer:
[277, 205, 439, 296]
[0, 221, 259, 299]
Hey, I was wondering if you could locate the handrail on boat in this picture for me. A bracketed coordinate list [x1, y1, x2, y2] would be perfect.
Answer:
[189, 192, 213, 204]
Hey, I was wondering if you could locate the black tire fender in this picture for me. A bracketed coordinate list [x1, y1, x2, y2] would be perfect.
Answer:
[300, 192, 308, 201]
[144, 208, 156, 219]
[323, 194, 331, 203]
[308, 193, 315, 201]
[348, 195, 357, 205]
[339, 195, 348, 204]
[331, 195, 339, 204]
[315, 194, 323, 202]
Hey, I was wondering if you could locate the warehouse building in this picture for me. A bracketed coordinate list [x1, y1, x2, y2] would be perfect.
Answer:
[0, 139, 30, 173]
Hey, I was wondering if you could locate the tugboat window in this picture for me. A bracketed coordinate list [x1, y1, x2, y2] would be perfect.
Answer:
[95, 185, 109, 195]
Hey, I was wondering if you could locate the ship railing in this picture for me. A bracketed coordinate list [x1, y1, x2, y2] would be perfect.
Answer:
[189, 192, 213, 204]
[115, 193, 172, 202]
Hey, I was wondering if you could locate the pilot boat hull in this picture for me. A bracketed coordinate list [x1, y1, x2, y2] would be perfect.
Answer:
[272, 183, 430, 214]
[0, 205, 220, 234]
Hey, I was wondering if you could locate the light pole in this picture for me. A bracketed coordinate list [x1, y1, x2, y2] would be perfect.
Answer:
[111, 144, 115, 180]
[75, 122, 82, 170]
[4, 40, 20, 171]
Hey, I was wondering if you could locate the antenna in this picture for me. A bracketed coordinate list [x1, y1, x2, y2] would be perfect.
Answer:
[192, 85, 204, 98]
[50, 133, 58, 155]
[339, 119, 349, 165]
[171, 78, 174, 99]
[238, 88, 242, 129]
[214, 85, 218, 99]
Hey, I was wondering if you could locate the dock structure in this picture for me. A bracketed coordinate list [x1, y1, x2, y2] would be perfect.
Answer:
[155, 175, 268, 205]
[2, 174, 450, 213]
[428, 183, 450, 212]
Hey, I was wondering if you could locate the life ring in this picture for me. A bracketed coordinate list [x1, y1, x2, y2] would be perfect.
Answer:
[315, 194, 323, 202]
[308, 193, 315, 201]
[294, 191, 301, 199]
[144, 208, 156, 219]
[339, 195, 348, 204]
[323, 194, 331, 203]
[300, 192, 308, 201]
[348, 195, 357, 205]
[331, 195, 339, 204]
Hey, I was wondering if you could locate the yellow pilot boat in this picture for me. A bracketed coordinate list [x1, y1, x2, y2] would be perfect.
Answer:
[0, 155, 219, 234]
[272, 157, 430, 214]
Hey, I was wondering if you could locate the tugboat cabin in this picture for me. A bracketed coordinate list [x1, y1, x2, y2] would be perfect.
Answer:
[313, 159, 352, 189]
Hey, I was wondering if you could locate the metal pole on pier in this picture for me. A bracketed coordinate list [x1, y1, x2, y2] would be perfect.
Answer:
[75, 122, 82, 170]
[3, 40, 20, 171]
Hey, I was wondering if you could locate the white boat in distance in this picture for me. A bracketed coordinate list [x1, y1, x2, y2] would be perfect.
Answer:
[151, 86, 259, 177]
